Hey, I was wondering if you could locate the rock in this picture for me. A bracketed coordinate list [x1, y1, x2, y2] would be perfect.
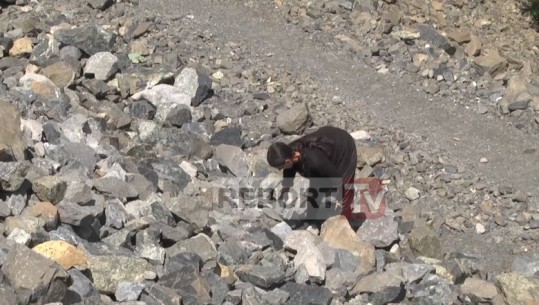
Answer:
[350, 130, 371, 141]
[320, 216, 376, 273]
[235, 264, 286, 289]
[86, 254, 151, 295]
[9, 37, 33, 57]
[22, 201, 59, 230]
[92, 176, 139, 198]
[350, 269, 405, 303]
[415, 24, 456, 55]
[407, 221, 443, 259]
[511, 253, 539, 277]
[210, 126, 243, 147]
[465, 34, 482, 56]
[358, 145, 384, 166]
[40, 61, 77, 88]
[19, 72, 62, 100]
[84, 52, 119, 80]
[174, 67, 213, 107]
[0, 161, 29, 192]
[496, 272, 539, 305]
[0, 99, 26, 162]
[276, 103, 311, 134]
[115, 282, 145, 302]
[166, 233, 218, 264]
[32, 240, 88, 270]
[62, 269, 102, 304]
[405, 187, 420, 200]
[500, 75, 532, 114]
[1, 243, 70, 304]
[32, 175, 67, 204]
[279, 282, 333, 305]
[214, 144, 250, 177]
[460, 278, 499, 301]
[473, 49, 508, 77]
[356, 210, 399, 248]
[293, 235, 327, 283]
[53, 24, 116, 56]
[88, 0, 114, 10]
[447, 31, 471, 44]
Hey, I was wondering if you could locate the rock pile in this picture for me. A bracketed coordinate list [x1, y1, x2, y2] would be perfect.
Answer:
[0, 0, 538, 304]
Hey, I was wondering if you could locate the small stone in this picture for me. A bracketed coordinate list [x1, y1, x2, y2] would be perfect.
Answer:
[405, 187, 420, 200]
[476, 223, 486, 234]
[480, 158, 488, 163]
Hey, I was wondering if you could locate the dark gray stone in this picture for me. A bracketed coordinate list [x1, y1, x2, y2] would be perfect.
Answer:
[115, 282, 145, 302]
[61, 269, 101, 305]
[280, 282, 333, 305]
[0, 161, 29, 192]
[53, 24, 117, 56]
[1, 243, 70, 304]
[92, 176, 139, 199]
[164, 104, 192, 128]
[210, 126, 243, 147]
[128, 100, 156, 119]
[0, 283, 18, 305]
[29, 34, 60, 67]
[234, 264, 286, 289]
[415, 24, 456, 55]
[218, 237, 250, 265]
[151, 158, 190, 194]
[105, 199, 132, 229]
[140, 283, 183, 305]
[87, 0, 114, 10]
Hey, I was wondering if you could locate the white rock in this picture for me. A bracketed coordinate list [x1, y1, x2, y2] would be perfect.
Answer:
[350, 130, 371, 141]
[476, 223, 486, 234]
[405, 187, 420, 200]
[180, 161, 198, 178]
[294, 238, 326, 283]
[7, 228, 31, 245]
[480, 158, 488, 163]
[84, 51, 119, 80]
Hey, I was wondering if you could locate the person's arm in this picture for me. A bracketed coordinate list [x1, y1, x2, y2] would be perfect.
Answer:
[279, 167, 296, 201]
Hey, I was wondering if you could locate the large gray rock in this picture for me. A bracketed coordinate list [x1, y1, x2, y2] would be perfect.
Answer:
[0, 98, 26, 162]
[1, 243, 70, 304]
[356, 210, 399, 248]
[276, 103, 311, 135]
[0, 161, 29, 192]
[83, 52, 119, 80]
[173, 67, 213, 107]
[31, 175, 67, 204]
[496, 272, 539, 305]
[86, 254, 152, 295]
[407, 221, 443, 260]
[214, 144, 250, 177]
[53, 24, 116, 56]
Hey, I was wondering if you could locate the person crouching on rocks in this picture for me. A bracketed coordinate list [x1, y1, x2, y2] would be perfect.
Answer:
[266, 125, 358, 224]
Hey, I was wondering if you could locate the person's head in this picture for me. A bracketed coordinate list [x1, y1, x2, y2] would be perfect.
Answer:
[267, 142, 300, 170]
